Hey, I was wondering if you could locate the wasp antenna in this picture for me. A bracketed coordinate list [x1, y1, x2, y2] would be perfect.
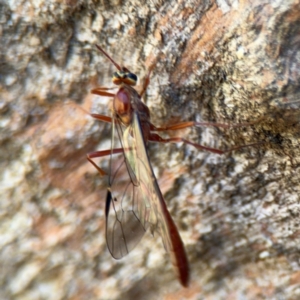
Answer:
[95, 44, 122, 71]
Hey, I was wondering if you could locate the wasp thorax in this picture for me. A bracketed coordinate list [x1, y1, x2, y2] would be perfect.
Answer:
[114, 87, 132, 125]
[112, 70, 137, 86]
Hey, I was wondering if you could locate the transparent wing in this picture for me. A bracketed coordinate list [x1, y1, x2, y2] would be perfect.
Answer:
[105, 112, 189, 286]
[105, 115, 149, 259]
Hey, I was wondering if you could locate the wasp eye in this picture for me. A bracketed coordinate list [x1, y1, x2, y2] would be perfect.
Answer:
[112, 71, 137, 86]
[127, 73, 137, 83]
[123, 72, 137, 85]
[113, 72, 120, 79]
[113, 71, 125, 79]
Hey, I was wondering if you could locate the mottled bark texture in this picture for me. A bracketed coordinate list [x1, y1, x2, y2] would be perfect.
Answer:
[1, 0, 300, 299]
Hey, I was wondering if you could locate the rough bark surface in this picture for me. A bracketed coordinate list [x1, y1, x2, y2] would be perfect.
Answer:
[1, 0, 300, 299]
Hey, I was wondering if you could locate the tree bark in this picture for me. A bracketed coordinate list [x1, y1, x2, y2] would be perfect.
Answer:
[1, 0, 300, 299]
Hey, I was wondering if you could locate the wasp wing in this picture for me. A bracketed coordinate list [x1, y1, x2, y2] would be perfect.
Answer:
[104, 114, 147, 259]
[105, 112, 189, 286]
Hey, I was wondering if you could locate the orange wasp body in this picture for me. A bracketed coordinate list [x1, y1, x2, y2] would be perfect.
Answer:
[88, 45, 193, 287]
[87, 45, 259, 287]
